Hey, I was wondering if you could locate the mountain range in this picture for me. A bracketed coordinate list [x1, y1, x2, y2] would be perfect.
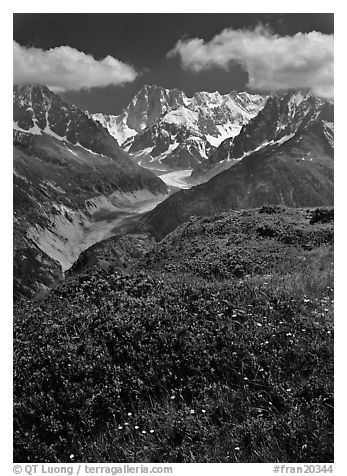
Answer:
[135, 94, 334, 240]
[93, 84, 266, 172]
[191, 89, 334, 183]
[13, 83, 334, 299]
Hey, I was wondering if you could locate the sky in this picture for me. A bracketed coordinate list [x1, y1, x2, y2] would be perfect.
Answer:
[13, 13, 334, 114]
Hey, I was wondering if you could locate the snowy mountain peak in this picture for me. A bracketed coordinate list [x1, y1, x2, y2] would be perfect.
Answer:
[117, 87, 267, 171]
[13, 84, 133, 159]
[93, 85, 266, 152]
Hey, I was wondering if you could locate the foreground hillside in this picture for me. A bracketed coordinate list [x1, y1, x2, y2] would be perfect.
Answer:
[14, 207, 333, 463]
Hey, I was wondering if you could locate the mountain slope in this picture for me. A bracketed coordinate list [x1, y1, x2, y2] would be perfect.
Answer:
[136, 109, 334, 240]
[192, 90, 333, 182]
[13, 85, 167, 299]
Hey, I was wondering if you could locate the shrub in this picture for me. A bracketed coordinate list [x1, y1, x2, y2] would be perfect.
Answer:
[309, 208, 334, 225]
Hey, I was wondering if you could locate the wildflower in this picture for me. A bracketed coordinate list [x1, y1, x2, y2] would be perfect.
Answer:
[170, 395, 175, 400]
[264, 341, 269, 345]
[234, 447, 240, 451]
[286, 333, 292, 337]
[127, 412, 132, 416]
[142, 430, 146, 434]
[69, 454, 74, 460]
[150, 429, 155, 433]
[256, 323, 262, 327]
[134, 425, 139, 430]
[124, 422, 129, 426]
[243, 377, 249, 381]
[202, 409, 206, 413]
[190, 409, 195, 414]
[118, 426, 123, 430]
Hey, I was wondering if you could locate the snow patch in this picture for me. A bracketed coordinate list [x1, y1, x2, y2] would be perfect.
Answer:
[13, 121, 42, 136]
[93, 113, 137, 145]
[205, 134, 222, 147]
[65, 145, 78, 157]
[75, 142, 98, 155]
[156, 141, 180, 163]
[163, 107, 198, 129]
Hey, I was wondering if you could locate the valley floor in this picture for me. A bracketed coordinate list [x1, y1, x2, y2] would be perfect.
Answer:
[72, 194, 167, 269]
[29, 169, 193, 275]
[29, 191, 168, 273]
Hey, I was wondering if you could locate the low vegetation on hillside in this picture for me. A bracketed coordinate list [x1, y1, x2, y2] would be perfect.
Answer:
[14, 207, 333, 463]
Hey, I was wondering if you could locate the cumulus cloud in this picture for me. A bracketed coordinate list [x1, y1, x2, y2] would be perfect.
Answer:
[13, 41, 138, 91]
[167, 25, 334, 97]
